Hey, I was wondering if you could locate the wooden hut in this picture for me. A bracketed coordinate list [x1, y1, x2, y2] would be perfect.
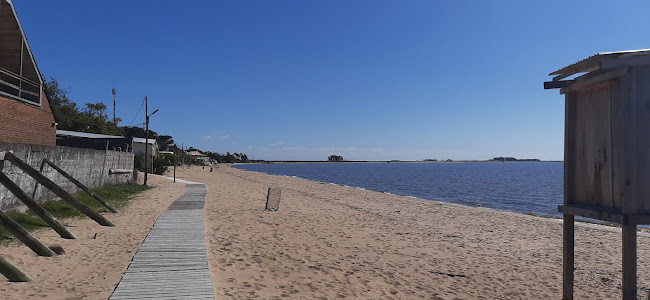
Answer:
[545, 49, 650, 300]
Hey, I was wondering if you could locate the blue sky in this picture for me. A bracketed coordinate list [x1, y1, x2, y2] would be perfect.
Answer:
[14, 1, 650, 161]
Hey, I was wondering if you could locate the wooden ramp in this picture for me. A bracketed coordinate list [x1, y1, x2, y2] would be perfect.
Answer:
[109, 184, 214, 299]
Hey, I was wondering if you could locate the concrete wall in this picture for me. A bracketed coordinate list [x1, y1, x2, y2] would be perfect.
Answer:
[0, 142, 135, 210]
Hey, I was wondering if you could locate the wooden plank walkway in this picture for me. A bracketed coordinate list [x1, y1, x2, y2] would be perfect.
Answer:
[109, 184, 214, 299]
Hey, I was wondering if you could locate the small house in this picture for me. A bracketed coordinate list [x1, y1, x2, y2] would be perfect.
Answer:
[186, 150, 209, 164]
[132, 137, 158, 157]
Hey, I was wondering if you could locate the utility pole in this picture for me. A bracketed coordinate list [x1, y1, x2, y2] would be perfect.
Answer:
[144, 96, 159, 186]
[144, 96, 148, 185]
[112, 75, 117, 124]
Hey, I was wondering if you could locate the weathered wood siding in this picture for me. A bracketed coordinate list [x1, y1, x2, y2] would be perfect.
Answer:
[565, 81, 615, 209]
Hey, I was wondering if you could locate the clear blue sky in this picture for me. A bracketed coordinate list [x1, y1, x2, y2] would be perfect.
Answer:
[14, 1, 650, 161]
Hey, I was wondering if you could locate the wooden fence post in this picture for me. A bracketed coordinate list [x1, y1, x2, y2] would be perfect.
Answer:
[0, 210, 56, 257]
[3, 152, 115, 227]
[0, 172, 76, 239]
[0, 255, 32, 282]
[43, 158, 119, 213]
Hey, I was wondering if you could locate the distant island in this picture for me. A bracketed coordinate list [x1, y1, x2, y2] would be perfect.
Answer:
[490, 157, 540, 162]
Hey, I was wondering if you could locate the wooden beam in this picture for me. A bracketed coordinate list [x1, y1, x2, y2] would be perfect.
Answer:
[31, 159, 46, 199]
[563, 214, 574, 300]
[558, 204, 624, 224]
[600, 55, 650, 70]
[0, 255, 32, 282]
[3, 152, 114, 227]
[44, 158, 119, 213]
[560, 68, 628, 94]
[0, 210, 56, 257]
[544, 80, 571, 90]
[0, 171, 76, 239]
[622, 223, 637, 300]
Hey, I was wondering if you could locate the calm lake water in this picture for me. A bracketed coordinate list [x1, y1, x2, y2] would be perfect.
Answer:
[233, 162, 564, 217]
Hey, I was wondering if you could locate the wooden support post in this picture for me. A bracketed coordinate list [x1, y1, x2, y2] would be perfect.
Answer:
[43, 158, 119, 213]
[622, 223, 637, 300]
[0, 172, 76, 239]
[3, 152, 115, 227]
[31, 159, 46, 199]
[0, 255, 32, 282]
[0, 210, 56, 257]
[563, 213, 574, 300]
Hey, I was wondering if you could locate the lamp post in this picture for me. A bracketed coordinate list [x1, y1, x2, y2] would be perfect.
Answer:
[144, 96, 159, 186]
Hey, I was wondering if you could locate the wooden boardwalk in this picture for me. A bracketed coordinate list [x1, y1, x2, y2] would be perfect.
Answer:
[109, 184, 214, 299]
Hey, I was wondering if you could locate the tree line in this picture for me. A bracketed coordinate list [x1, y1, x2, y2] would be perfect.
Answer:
[44, 77, 249, 164]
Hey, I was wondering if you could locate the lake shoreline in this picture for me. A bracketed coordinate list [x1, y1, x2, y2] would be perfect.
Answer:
[182, 165, 649, 299]
[232, 161, 564, 217]
[235, 165, 650, 232]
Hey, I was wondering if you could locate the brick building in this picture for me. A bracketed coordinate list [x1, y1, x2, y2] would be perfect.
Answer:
[0, 0, 56, 146]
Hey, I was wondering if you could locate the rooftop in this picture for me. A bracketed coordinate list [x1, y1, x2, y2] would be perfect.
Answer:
[550, 49, 650, 81]
[56, 130, 125, 139]
[132, 137, 157, 145]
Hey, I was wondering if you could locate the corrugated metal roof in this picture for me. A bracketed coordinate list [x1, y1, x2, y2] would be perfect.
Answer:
[132, 137, 157, 145]
[550, 49, 650, 80]
[56, 130, 125, 139]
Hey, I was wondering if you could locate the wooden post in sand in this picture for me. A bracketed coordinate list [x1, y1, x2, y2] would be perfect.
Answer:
[0, 210, 56, 257]
[545, 49, 650, 300]
[43, 158, 119, 213]
[0, 255, 32, 282]
[622, 223, 637, 300]
[3, 152, 115, 227]
[0, 171, 76, 239]
[562, 214, 574, 300]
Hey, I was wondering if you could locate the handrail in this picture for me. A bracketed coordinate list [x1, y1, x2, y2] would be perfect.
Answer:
[0, 67, 42, 105]
[0, 67, 40, 86]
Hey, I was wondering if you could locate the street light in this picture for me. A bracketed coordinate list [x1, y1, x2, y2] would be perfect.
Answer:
[144, 95, 159, 186]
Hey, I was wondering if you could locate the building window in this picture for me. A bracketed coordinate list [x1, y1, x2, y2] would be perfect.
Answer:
[0, 0, 43, 106]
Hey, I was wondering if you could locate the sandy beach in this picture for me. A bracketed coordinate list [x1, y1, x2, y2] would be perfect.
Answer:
[0, 175, 186, 300]
[1, 165, 650, 299]
[188, 165, 650, 299]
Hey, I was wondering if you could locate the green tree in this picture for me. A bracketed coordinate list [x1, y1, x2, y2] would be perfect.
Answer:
[44, 77, 122, 135]
[157, 135, 175, 151]
[328, 155, 344, 162]
[44, 77, 78, 130]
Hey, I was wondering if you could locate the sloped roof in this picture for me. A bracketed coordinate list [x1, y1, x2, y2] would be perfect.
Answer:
[550, 49, 650, 81]
[0, 0, 44, 85]
[133, 137, 157, 145]
[186, 150, 206, 156]
[56, 130, 125, 139]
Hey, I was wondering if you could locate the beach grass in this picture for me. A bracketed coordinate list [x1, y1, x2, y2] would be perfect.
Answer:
[0, 183, 151, 241]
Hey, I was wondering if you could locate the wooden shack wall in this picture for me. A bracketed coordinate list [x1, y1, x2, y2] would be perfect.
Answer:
[628, 66, 650, 212]
[565, 65, 650, 213]
[565, 81, 615, 209]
